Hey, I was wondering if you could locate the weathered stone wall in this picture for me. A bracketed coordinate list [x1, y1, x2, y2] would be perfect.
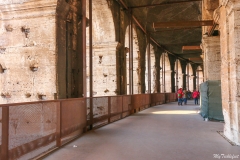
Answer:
[201, 36, 221, 81]
[196, 66, 204, 90]
[0, 0, 58, 103]
[86, 0, 118, 97]
[145, 44, 156, 93]
[187, 64, 194, 91]
[160, 53, 172, 92]
[219, 0, 240, 145]
[175, 59, 183, 90]
[125, 25, 143, 94]
[150, 46, 157, 93]
[86, 42, 118, 97]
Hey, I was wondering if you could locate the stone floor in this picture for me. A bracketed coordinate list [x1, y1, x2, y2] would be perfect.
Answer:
[44, 100, 240, 160]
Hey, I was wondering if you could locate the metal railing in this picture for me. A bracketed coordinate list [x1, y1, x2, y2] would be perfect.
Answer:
[0, 93, 176, 160]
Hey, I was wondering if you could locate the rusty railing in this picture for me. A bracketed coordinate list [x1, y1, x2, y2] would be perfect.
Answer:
[0, 93, 176, 160]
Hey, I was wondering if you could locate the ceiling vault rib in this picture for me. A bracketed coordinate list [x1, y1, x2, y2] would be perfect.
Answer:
[129, 0, 202, 9]
[116, 0, 197, 64]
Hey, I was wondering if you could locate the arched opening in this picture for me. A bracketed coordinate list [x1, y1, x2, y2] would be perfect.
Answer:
[145, 44, 156, 93]
[174, 59, 183, 91]
[125, 25, 141, 94]
[186, 63, 194, 91]
[160, 53, 171, 92]
[86, 0, 117, 97]
[196, 66, 204, 90]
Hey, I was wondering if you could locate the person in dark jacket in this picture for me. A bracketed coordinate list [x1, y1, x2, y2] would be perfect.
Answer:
[183, 89, 187, 105]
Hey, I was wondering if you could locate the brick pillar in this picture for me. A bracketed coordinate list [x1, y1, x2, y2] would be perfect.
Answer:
[219, 0, 240, 145]
[201, 36, 221, 81]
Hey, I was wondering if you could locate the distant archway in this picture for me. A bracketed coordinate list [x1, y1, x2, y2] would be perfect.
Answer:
[196, 66, 204, 90]
[86, 0, 117, 97]
[145, 44, 156, 93]
[174, 59, 183, 91]
[160, 53, 171, 92]
[186, 63, 194, 91]
[125, 25, 141, 94]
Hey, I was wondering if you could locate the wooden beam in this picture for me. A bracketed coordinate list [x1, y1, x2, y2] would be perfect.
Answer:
[182, 46, 201, 50]
[129, 0, 202, 9]
[188, 58, 203, 61]
[153, 20, 213, 28]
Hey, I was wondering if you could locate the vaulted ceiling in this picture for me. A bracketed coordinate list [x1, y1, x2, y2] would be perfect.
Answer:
[124, 0, 203, 63]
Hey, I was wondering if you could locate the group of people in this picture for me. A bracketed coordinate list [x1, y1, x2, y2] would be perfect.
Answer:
[177, 88, 200, 105]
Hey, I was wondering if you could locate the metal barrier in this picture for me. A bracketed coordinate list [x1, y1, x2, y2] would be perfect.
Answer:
[0, 93, 176, 160]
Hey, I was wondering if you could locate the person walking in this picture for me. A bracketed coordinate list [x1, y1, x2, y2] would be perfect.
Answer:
[183, 89, 187, 105]
[187, 90, 192, 100]
[192, 89, 200, 105]
[177, 88, 183, 105]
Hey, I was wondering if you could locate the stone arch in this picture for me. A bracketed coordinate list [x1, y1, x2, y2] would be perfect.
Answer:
[175, 59, 183, 90]
[160, 53, 171, 92]
[86, 0, 116, 43]
[86, 0, 118, 97]
[196, 66, 204, 90]
[125, 25, 141, 94]
[186, 63, 194, 91]
[145, 44, 156, 93]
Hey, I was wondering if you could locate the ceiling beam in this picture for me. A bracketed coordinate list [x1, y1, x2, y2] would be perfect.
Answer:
[182, 46, 201, 50]
[181, 53, 202, 57]
[129, 0, 202, 9]
[153, 20, 213, 28]
[188, 58, 203, 61]
[116, 0, 197, 64]
[153, 27, 200, 32]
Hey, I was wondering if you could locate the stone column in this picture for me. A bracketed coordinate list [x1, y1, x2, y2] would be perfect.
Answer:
[201, 36, 221, 81]
[219, 0, 240, 145]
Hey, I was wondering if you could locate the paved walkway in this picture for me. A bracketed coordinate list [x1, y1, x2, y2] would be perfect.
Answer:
[44, 100, 240, 160]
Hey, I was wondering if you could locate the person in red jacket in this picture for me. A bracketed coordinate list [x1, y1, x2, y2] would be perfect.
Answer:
[192, 89, 200, 105]
[177, 88, 183, 105]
